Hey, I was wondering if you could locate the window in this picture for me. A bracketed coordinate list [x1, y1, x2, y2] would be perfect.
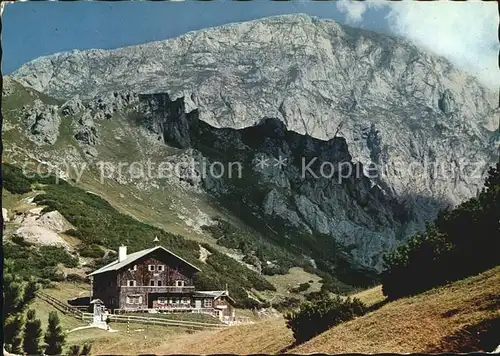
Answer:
[148, 265, 155, 271]
[158, 297, 167, 305]
[129, 265, 137, 271]
[127, 280, 136, 287]
[157, 280, 162, 286]
[150, 280, 155, 286]
[126, 295, 142, 304]
[157, 265, 164, 271]
[203, 299, 213, 308]
[175, 280, 184, 287]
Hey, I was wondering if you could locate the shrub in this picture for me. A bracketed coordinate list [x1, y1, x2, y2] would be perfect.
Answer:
[11, 234, 32, 247]
[261, 264, 288, 276]
[285, 295, 366, 344]
[242, 254, 261, 268]
[290, 282, 310, 293]
[2, 163, 33, 194]
[4, 241, 78, 281]
[66, 274, 88, 283]
[39, 246, 79, 268]
[304, 290, 329, 301]
[274, 296, 301, 312]
[78, 244, 105, 258]
[41, 267, 66, 282]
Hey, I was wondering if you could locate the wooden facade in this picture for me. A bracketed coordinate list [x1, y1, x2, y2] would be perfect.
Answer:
[89, 246, 235, 318]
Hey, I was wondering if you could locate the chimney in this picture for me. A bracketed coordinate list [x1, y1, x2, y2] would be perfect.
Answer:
[118, 245, 127, 262]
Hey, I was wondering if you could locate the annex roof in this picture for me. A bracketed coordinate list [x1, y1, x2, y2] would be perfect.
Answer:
[88, 245, 201, 276]
[194, 290, 235, 303]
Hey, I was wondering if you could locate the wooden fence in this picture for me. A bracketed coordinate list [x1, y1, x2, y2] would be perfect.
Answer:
[103, 314, 228, 330]
[36, 291, 86, 320]
[36, 291, 228, 330]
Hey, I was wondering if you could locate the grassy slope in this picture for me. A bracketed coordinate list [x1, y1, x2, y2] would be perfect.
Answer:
[112, 266, 498, 355]
[292, 266, 500, 354]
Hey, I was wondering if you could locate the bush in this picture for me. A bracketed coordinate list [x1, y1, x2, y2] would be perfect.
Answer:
[39, 246, 79, 268]
[78, 244, 105, 258]
[65, 274, 88, 283]
[285, 295, 366, 344]
[304, 290, 329, 301]
[261, 264, 288, 276]
[11, 234, 32, 247]
[2, 163, 33, 194]
[274, 296, 301, 312]
[4, 242, 78, 281]
[242, 254, 261, 268]
[290, 282, 310, 293]
[41, 267, 65, 282]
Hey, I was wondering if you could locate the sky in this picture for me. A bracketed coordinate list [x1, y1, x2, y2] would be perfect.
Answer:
[2, 0, 499, 89]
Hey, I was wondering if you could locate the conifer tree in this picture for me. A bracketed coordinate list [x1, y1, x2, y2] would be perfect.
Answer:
[44, 311, 66, 355]
[23, 309, 43, 355]
[68, 345, 81, 356]
[4, 262, 39, 352]
[5, 315, 24, 354]
[80, 343, 92, 355]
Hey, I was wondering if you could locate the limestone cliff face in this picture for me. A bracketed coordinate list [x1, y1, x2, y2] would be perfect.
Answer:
[8, 14, 499, 269]
[133, 94, 434, 270]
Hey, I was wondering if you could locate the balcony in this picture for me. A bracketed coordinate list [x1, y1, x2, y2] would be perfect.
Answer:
[119, 285, 195, 294]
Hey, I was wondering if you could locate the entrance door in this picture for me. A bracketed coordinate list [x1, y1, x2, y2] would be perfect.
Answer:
[148, 293, 155, 308]
[195, 300, 202, 309]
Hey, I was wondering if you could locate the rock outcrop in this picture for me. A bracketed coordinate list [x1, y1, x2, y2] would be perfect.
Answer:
[23, 99, 61, 145]
[74, 112, 99, 145]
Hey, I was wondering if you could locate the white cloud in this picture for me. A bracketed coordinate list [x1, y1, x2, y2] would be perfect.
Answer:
[336, 0, 499, 90]
[336, 0, 383, 25]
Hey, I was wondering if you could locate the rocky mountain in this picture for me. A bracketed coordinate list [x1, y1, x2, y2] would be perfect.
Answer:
[5, 14, 499, 275]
